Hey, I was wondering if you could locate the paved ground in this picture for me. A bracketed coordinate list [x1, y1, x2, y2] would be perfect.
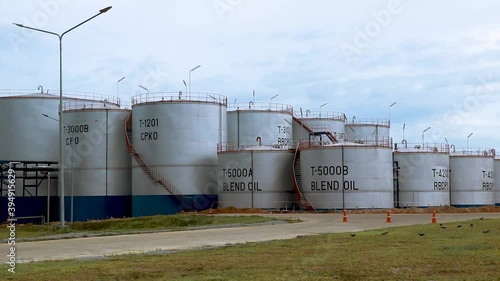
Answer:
[3, 212, 499, 263]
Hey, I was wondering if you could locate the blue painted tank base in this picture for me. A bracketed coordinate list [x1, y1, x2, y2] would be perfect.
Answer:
[64, 196, 131, 222]
[451, 204, 495, 208]
[0, 196, 58, 224]
[132, 194, 217, 217]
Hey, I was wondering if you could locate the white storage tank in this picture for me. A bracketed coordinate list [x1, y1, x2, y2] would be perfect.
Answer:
[217, 144, 296, 209]
[62, 102, 131, 221]
[297, 137, 394, 209]
[345, 117, 390, 144]
[0, 89, 119, 162]
[0, 89, 119, 223]
[393, 143, 450, 207]
[227, 102, 293, 148]
[293, 111, 346, 143]
[130, 92, 227, 216]
[449, 148, 495, 207]
[495, 156, 500, 206]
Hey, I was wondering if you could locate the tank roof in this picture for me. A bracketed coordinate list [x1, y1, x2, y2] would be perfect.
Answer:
[346, 117, 389, 127]
[449, 147, 495, 157]
[393, 143, 449, 154]
[299, 137, 392, 149]
[293, 111, 346, 121]
[228, 102, 293, 114]
[132, 92, 227, 106]
[0, 89, 119, 105]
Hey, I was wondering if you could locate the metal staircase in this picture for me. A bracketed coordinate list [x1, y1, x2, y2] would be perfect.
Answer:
[292, 116, 338, 143]
[292, 142, 315, 211]
[125, 112, 193, 211]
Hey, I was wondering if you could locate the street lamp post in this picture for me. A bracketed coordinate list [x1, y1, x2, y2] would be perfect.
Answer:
[270, 94, 279, 109]
[116, 76, 125, 104]
[319, 103, 328, 118]
[389, 102, 397, 126]
[182, 80, 187, 95]
[422, 126, 431, 147]
[14, 6, 112, 227]
[138, 85, 149, 101]
[189, 65, 201, 98]
[467, 133, 473, 151]
[402, 123, 406, 142]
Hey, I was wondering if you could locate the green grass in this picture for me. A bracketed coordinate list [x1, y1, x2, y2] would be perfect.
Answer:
[0, 214, 281, 240]
[1, 218, 499, 280]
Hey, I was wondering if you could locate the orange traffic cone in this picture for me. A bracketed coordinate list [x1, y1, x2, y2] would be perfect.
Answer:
[432, 210, 437, 224]
[342, 209, 348, 222]
[386, 209, 392, 223]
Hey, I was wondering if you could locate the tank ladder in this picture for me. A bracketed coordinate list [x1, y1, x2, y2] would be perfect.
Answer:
[125, 112, 193, 211]
[292, 142, 315, 211]
[292, 117, 338, 143]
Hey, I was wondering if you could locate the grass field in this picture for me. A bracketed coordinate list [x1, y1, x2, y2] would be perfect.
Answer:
[1, 217, 498, 280]
[0, 214, 281, 240]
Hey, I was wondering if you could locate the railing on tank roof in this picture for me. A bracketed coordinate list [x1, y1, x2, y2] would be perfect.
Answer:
[449, 147, 495, 157]
[393, 142, 450, 153]
[131, 92, 227, 106]
[301, 136, 393, 148]
[63, 101, 122, 111]
[0, 89, 119, 105]
[294, 111, 346, 121]
[346, 117, 389, 126]
[217, 142, 297, 152]
[228, 102, 293, 114]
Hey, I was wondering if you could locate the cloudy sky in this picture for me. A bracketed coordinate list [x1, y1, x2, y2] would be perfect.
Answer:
[2, 0, 500, 149]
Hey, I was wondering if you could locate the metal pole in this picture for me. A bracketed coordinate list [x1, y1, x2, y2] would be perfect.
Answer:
[70, 130, 74, 223]
[59, 37, 65, 226]
[341, 145, 345, 210]
[13, 6, 113, 227]
[47, 171, 50, 223]
[116, 76, 125, 104]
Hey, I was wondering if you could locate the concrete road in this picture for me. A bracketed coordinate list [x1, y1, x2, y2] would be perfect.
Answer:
[3, 212, 499, 263]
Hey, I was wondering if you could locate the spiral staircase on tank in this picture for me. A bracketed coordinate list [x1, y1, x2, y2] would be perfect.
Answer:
[292, 141, 315, 211]
[125, 112, 194, 211]
[291, 117, 339, 211]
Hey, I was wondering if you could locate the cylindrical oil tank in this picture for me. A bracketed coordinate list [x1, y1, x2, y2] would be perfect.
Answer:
[217, 144, 296, 209]
[345, 117, 390, 143]
[393, 143, 450, 207]
[227, 102, 293, 148]
[293, 111, 346, 142]
[62, 102, 131, 221]
[449, 148, 495, 206]
[131, 92, 227, 216]
[299, 137, 394, 209]
[0, 89, 119, 162]
[0, 89, 119, 223]
[495, 156, 500, 206]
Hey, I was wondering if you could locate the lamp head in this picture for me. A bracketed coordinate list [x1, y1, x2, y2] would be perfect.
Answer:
[100, 6, 112, 13]
[13, 23, 24, 27]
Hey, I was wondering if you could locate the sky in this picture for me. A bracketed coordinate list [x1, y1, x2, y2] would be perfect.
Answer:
[2, 0, 500, 149]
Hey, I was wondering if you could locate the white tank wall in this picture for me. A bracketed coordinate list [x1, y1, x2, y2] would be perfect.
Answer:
[494, 158, 500, 205]
[0, 93, 119, 162]
[62, 109, 131, 196]
[132, 101, 227, 196]
[227, 111, 293, 147]
[345, 123, 390, 143]
[217, 150, 295, 208]
[394, 152, 450, 207]
[300, 146, 393, 209]
[449, 156, 494, 206]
